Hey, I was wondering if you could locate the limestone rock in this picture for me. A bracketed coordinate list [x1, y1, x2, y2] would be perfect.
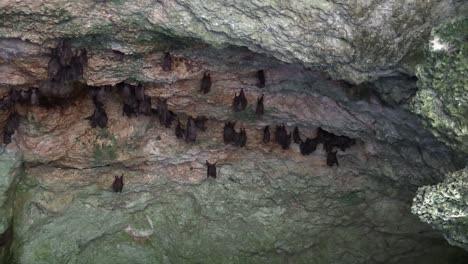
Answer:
[0, 0, 466, 83]
[10, 155, 468, 264]
[411, 17, 468, 155]
[1, 46, 466, 262]
[412, 168, 468, 251]
[0, 1, 467, 263]
[0, 149, 21, 232]
[409, 19, 468, 248]
[0, 149, 21, 262]
[372, 76, 418, 106]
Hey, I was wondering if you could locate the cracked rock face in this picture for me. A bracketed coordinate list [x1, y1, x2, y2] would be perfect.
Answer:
[1, 1, 468, 263]
[0, 0, 467, 84]
[408, 18, 468, 251]
[411, 17, 468, 155]
[0, 42, 467, 263]
[412, 168, 468, 251]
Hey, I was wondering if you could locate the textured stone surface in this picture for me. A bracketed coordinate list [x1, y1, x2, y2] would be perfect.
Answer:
[0, 149, 21, 262]
[411, 17, 468, 155]
[0, 1, 468, 263]
[372, 76, 418, 107]
[0, 0, 467, 83]
[0, 149, 21, 231]
[412, 168, 468, 251]
[0, 43, 466, 263]
[11, 161, 468, 264]
[1, 46, 458, 183]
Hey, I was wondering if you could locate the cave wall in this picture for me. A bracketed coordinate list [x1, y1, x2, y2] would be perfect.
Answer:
[0, 0, 468, 263]
[0, 0, 467, 84]
[412, 17, 468, 155]
[0, 150, 21, 263]
[412, 168, 468, 251]
[409, 18, 468, 252]
[0, 44, 466, 263]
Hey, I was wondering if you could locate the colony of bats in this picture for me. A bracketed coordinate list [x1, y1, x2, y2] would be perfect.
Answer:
[0, 39, 358, 193]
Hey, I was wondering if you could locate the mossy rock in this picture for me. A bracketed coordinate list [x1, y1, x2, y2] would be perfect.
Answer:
[412, 168, 468, 251]
[411, 17, 468, 154]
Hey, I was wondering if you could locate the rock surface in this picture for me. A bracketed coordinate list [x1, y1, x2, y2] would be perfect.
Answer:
[0, 150, 21, 225]
[411, 17, 468, 155]
[0, 43, 467, 263]
[0, 0, 467, 83]
[412, 168, 468, 251]
[0, 149, 21, 262]
[409, 18, 468, 252]
[0, 1, 468, 263]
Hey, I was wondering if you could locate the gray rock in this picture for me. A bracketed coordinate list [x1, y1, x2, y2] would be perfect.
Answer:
[0, 149, 21, 261]
[0, 1, 467, 262]
[411, 17, 468, 155]
[0, 149, 21, 232]
[371, 76, 418, 106]
[412, 168, 468, 251]
[10, 158, 468, 264]
[0, 0, 466, 83]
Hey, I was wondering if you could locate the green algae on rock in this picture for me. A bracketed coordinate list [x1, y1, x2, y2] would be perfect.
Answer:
[411, 17, 468, 155]
[10, 162, 468, 264]
[0, 150, 22, 263]
[412, 168, 468, 251]
[0, 150, 22, 233]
